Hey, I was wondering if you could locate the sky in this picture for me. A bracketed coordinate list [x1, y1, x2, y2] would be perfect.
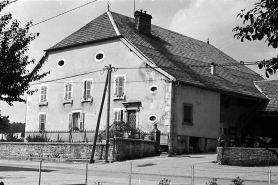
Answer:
[0, 0, 277, 123]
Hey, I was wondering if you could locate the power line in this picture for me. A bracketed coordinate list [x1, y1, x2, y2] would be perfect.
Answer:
[31, 69, 104, 85]
[30, 0, 98, 27]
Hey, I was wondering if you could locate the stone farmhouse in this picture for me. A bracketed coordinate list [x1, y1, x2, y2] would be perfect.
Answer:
[25, 10, 277, 154]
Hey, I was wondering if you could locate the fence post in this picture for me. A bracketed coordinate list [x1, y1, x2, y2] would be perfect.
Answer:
[191, 165, 194, 185]
[38, 160, 42, 185]
[85, 162, 88, 185]
[268, 170, 271, 185]
[129, 162, 132, 185]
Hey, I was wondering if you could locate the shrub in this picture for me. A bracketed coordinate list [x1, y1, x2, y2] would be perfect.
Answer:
[4, 133, 23, 142]
[158, 178, 171, 185]
[231, 177, 244, 185]
[207, 178, 219, 185]
[26, 135, 49, 142]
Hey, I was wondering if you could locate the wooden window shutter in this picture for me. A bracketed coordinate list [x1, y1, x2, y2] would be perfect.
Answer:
[80, 113, 85, 131]
[68, 83, 72, 99]
[64, 83, 68, 100]
[39, 114, 46, 131]
[83, 81, 87, 100]
[69, 113, 72, 130]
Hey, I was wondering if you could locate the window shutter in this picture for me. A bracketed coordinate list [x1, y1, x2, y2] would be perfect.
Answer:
[114, 77, 118, 96]
[68, 83, 72, 99]
[120, 110, 123, 121]
[118, 76, 124, 96]
[39, 114, 46, 131]
[80, 113, 85, 131]
[83, 81, 87, 100]
[86, 81, 92, 100]
[43, 86, 47, 102]
[69, 113, 72, 130]
[65, 83, 68, 100]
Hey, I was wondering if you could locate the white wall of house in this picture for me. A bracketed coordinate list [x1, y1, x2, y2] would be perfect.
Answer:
[25, 39, 171, 134]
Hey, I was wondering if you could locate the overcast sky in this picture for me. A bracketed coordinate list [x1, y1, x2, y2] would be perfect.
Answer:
[1, 0, 277, 123]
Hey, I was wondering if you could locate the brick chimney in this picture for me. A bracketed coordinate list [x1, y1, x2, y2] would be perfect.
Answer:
[134, 10, 152, 35]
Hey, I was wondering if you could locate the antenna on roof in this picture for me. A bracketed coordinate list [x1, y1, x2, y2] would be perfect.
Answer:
[107, 1, 111, 11]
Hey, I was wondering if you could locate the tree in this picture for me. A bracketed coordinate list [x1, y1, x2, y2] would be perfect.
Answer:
[0, 115, 10, 132]
[0, 1, 48, 105]
[233, 0, 278, 78]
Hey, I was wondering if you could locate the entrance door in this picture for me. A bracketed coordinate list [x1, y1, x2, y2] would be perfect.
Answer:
[127, 110, 136, 128]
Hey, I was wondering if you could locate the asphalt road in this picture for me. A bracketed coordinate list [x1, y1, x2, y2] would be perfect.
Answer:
[0, 153, 277, 185]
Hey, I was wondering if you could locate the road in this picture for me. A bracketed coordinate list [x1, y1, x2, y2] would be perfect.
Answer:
[0, 153, 277, 185]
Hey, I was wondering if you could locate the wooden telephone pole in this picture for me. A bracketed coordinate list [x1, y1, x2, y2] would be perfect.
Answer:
[90, 65, 113, 164]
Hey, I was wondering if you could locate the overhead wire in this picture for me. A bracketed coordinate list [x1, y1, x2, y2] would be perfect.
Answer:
[30, 0, 98, 27]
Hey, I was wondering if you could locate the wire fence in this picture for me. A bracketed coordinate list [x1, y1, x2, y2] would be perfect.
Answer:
[1, 158, 278, 185]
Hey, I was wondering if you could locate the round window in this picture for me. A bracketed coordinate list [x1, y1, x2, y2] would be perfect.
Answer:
[95, 52, 105, 62]
[148, 115, 157, 123]
[57, 59, 65, 68]
[149, 85, 158, 94]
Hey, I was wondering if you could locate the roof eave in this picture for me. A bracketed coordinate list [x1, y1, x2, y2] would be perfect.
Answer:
[178, 81, 268, 101]
[45, 35, 123, 52]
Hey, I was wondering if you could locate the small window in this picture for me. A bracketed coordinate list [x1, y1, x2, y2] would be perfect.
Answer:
[64, 82, 73, 103]
[149, 85, 158, 94]
[57, 59, 65, 68]
[183, 103, 193, 124]
[114, 74, 126, 99]
[39, 85, 48, 105]
[113, 108, 125, 122]
[82, 79, 93, 102]
[39, 113, 46, 131]
[148, 115, 157, 123]
[95, 52, 105, 62]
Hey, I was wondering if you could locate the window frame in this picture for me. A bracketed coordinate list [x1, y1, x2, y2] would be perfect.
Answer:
[69, 111, 85, 132]
[113, 74, 126, 99]
[57, 58, 66, 68]
[38, 112, 47, 131]
[63, 81, 73, 104]
[39, 84, 48, 106]
[82, 78, 93, 102]
[182, 103, 193, 125]
[113, 108, 125, 122]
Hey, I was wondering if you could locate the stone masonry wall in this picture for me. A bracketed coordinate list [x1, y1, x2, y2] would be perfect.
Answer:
[114, 138, 156, 161]
[217, 147, 278, 166]
[0, 138, 156, 162]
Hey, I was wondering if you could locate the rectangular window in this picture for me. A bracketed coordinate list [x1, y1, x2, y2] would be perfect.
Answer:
[113, 108, 125, 122]
[82, 79, 93, 101]
[39, 113, 46, 131]
[64, 82, 73, 102]
[39, 85, 48, 105]
[114, 75, 126, 99]
[69, 112, 85, 131]
[183, 103, 193, 124]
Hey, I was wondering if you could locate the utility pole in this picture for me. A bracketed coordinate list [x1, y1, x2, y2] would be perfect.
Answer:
[105, 64, 112, 163]
[90, 68, 109, 164]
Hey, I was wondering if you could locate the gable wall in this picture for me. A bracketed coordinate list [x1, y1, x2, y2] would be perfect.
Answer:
[26, 39, 172, 135]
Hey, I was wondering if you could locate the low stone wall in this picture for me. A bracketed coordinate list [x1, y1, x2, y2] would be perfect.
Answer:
[217, 147, 278, 166]
[0, 138, 156, 162]
[115, 138, 156, 161]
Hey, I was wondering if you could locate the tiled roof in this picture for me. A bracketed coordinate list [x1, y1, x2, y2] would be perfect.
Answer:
[254, 80, 278, 112]
[48, 13, 118, 50]
[48, 11, 267, 100]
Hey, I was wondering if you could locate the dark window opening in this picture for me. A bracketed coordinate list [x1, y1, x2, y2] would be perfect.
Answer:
[149, 115, 157, 122]
[96, 53, 104, 60]
[58, 60, 65, 67]
[183, 104, 193, 124]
